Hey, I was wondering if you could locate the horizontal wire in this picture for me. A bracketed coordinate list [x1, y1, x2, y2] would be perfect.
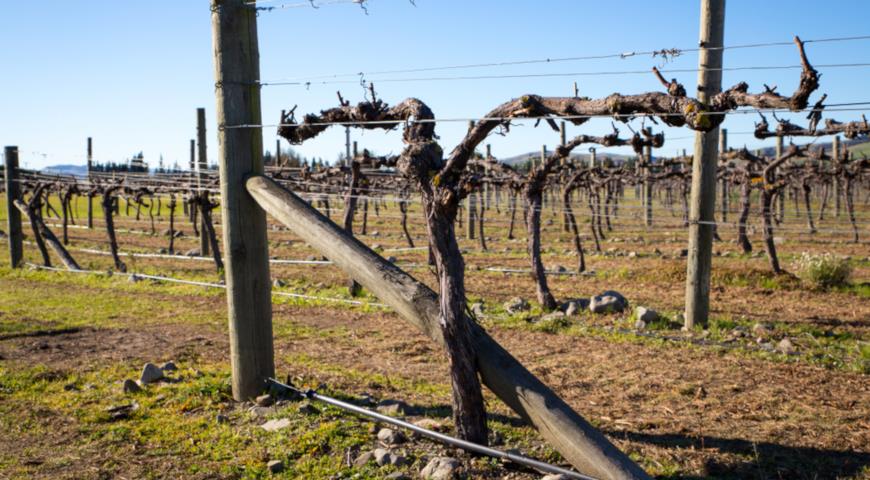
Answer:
[259, 62, 870, 87]
[258, 35, 870, 84]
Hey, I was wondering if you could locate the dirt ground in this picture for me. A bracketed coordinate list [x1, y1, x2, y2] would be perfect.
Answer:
[0, 192, 868, 479]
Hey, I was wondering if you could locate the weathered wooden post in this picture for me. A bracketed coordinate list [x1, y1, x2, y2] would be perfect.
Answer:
[644, 127, 653, 227]
[86, 138, 94, 229]
[775, 136, 784, 222]
[275, 138, 281, 166]
[197, 107, 211, 256]
[4, 146, 23, 268]
[832, 135, 841, 217]
[246, 175, 650, 479]
[719, 128, 728, 223]
[466, 121, 476, 240]
[684, 0, 725, 330]
[211, 0, 274, 400]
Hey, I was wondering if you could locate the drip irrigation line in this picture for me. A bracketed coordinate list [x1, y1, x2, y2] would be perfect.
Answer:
[263, 378, 598, 480]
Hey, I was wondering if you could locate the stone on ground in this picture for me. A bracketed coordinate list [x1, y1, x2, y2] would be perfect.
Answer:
[420, 457, 461, 479]
[504, 297, 530, 314]
[260, 418, 291, 432]
[122, 379, 141, 394]
[139, 363, 164, 384]
[635, 306, 659, 323]
[267, 459, 284, 473]
[589, 290, 628, 314]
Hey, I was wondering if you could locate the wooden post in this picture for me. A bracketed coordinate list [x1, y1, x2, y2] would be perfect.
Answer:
[684, 0, 725, 330]
[345, 126, 351, 167]
[589, 147, 596, 168]
[4, 146, 23, 268]
[86, 138, 94, 229]
[719, 128, 728, 223]
[246, 175, 650, 480]
[275, 138, 281, 167]
[484, 144, 491, 210]
[197, 107, 210, 256]
[211, 0, 274, 401]
[644, 127, 653, 227]
[775, 136, 784, 221]
[832, 135, 840, 217]
[466, 121, 476, 240]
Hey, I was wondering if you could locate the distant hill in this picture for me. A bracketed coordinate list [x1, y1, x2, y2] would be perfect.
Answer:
[499, 151, 635, 168]
[41, 164, 88, 176]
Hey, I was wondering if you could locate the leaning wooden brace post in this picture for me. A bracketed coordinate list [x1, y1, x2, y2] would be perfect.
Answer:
[14, 198, 81, 271]
[197, 107, 211, 256]
[211, 0, 274, 400]
[684, 0, 725, 330]
[4, 146, 23, 268]
[247, 175, 650, 480]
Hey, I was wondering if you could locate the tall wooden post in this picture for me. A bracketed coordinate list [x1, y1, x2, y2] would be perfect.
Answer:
[684, 0, 725, 330]
[589, 148, 596, 168]
[644, 127, 653, 227]
[275, 139, 281, 167]
[86, 138, 94, 229]
[345, 126, 351, 167]
[775, 135, 784, 220]
[832, 135, 841, 217]
[4, 146, 23, 268]
[719, 128, 728, 222]
[211, 0, 274, 400]
[197, 107, 210, 256]
[466, 121, 476, 240]
[484, 143, 491, 209]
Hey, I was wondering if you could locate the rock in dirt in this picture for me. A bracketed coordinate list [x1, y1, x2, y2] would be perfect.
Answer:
[106, 402, 138, 421]
[385, 472, 410, 480]
[139, 363, 164, 384]
[541, 475, 572, 480]
[161, 361, 177, 372]
[470, 302, 485, 317]
[373, 448, 406, 467]
[184, 248, 200, 257]
[267, 460, 284, 473]
[272, 279, 286, 288]
[260, 418, 291, 432]
[353, 451, 375, 467]
[255, 394, 274, 407]
[122, 379, 141, 394]
[377, 427, 407, 445]
[777, 337, 797, 354]
[565, 301, 580, 317]
[589, 290, 628, 314]
[504, 297, 530, 314]
[412, 418, 445, 432]
[420, 457, 461, 479]
[752, 322, 774, 340]
[376, 399, 412, 416]
[635, 306, 659, 324]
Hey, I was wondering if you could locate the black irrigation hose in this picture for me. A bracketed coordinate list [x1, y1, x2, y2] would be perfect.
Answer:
[266, 378, 597, 480]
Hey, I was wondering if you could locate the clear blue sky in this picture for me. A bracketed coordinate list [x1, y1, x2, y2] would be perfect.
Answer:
[2, 0, 869, 170]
